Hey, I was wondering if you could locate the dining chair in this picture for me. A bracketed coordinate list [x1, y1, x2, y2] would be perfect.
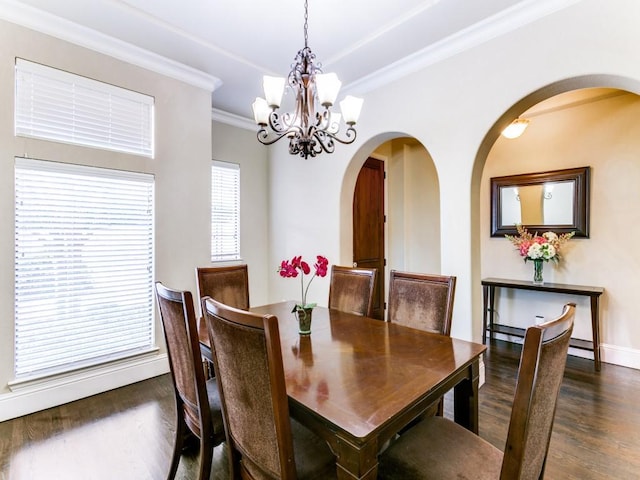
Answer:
[387, 270, 456, 335]
[154, 282, 226, 480]
[387, 270, 456, 418]
[328, 265, 377, 317]
[195, 264, 250, 378]
[202, 296, 337, 480]
[195, 264, 250, 311]
[378, 303, 576, 480]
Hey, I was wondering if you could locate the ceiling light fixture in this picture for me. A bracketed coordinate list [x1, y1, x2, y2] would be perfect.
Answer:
[501, 118, 530, 139]
[251, 0, 363, 159]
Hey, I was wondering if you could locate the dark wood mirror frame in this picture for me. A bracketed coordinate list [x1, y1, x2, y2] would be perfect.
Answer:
[490, 166, 590, 238]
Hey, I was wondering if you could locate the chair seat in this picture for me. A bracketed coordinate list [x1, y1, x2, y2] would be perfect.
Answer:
[205, 378, 225, 437]
[378, 416, 503, 480]
[291, 418, 337, 479]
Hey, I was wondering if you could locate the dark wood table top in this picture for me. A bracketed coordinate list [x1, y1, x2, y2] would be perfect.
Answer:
[201, 302, 486, 478]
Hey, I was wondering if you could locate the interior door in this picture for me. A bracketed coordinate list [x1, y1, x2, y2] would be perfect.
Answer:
[353, 157, 385, 319]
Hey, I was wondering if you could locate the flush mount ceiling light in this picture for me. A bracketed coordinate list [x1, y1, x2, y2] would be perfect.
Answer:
[251, 0, 363, 159]
[501, 118, 530, 139]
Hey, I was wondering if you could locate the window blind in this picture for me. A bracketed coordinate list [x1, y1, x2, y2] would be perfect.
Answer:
[15, 58, 154, 157]
[14, 158, 155, 379]
[211, 161, 240, 261]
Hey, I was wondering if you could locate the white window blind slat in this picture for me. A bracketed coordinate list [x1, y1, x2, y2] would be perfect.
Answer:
[14, 158, 155, 379]
[15, 58, 154, 157]
[211, 161, 240, 261]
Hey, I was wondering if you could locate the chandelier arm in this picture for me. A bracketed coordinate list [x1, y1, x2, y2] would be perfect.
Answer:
[257, 124, 303, 146]
[326, 126, 357, 145]
[257, 127, 288, 146]
[267, 110, 292, 134]
[312, 129, 336, 155]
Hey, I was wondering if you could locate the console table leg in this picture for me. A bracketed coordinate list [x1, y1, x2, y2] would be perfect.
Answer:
[489, 286, 496, 343]
[591, 296, 601, 372]
[482, 286, 488, 345]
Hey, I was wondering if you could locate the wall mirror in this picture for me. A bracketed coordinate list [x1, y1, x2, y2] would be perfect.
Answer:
[490, 166, 590, 237]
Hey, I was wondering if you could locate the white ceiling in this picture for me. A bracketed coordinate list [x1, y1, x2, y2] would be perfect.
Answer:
[2, 0, 581, 120]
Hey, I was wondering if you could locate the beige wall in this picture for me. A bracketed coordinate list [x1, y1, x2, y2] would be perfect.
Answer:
[0, 20, 213, 418]
[268, 0, 640, 369]
[385, 139, 441, 275]
[211, 120, 270, 307]
[481, 92, 640, 353]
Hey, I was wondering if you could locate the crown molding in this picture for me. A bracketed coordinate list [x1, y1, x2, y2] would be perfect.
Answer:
[215, 0, 584, 129]
[0, 0, 222, 92]
[0, 0, 583, 120]
[347, 0, 583, 95]
[212, 108, 255, 131]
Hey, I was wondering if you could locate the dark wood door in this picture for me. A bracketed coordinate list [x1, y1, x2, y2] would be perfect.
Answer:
[353, 157, 385, 319]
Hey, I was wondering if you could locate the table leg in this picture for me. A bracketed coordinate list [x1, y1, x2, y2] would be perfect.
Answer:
[591, 295, 601, 372]
[334, 434, 379, 480]
[453, 358, 480, 434]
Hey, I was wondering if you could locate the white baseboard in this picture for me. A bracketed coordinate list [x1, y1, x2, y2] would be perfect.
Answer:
[600, 343, 640, 370]
[0, 353, 170, 422]
[490, 333, 640, 371]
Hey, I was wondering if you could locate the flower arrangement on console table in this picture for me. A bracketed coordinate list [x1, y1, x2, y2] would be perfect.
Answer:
[278, 255, 329, 334]
[505, 224, 574, 285]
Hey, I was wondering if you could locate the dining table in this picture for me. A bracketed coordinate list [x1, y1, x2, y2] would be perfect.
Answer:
[199, 301, 486, 480]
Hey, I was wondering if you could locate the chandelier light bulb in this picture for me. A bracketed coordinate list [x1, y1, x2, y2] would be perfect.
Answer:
[315, 73, 342, 107]
[263, 76, 286, 108]
[252, 97, 270, 126]
[340, 95, 364, 125]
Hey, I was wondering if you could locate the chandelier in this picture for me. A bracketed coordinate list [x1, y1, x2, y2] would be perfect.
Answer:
[251, 0, 363, 159]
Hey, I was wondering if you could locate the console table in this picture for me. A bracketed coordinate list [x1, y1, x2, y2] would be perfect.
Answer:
[481, 277, 605, 371]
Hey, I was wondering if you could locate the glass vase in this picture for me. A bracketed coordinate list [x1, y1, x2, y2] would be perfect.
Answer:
[295, 307, 313, 335]
[533, 259, 544, 285]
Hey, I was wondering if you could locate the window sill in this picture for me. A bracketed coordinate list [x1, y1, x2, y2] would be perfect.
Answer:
[8, 347, 160, 393]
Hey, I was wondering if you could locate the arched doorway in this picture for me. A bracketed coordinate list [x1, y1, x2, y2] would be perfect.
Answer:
[342, 136, 441, 319]
[472, 76, 640, 368]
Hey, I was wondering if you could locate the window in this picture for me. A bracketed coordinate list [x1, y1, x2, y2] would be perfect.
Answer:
[14, 158, 155, 380]
[211, 161, 240, 261]
[15, 58, 154, 157]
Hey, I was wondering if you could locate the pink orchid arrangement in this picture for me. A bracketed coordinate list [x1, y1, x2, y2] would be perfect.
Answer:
[279, 255, 329, 311]
[506, 224, 574, 263]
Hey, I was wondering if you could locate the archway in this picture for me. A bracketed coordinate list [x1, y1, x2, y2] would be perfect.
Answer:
[340, 134, 441, 318]
[471, 75, 640, 367]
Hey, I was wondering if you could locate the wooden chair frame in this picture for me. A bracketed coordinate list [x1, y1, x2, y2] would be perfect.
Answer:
[154, 282, 225, 480]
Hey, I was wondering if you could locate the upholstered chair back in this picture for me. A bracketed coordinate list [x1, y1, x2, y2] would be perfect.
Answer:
[328, 265, 377, 317]
[387, 270, 456, 335]
[196, 264, 249, 310]
[203, 297, 336, 479]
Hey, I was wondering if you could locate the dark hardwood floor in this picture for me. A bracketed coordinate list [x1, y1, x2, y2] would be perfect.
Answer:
[473, 340, 640, 480]
[1, 340, 639, 479]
